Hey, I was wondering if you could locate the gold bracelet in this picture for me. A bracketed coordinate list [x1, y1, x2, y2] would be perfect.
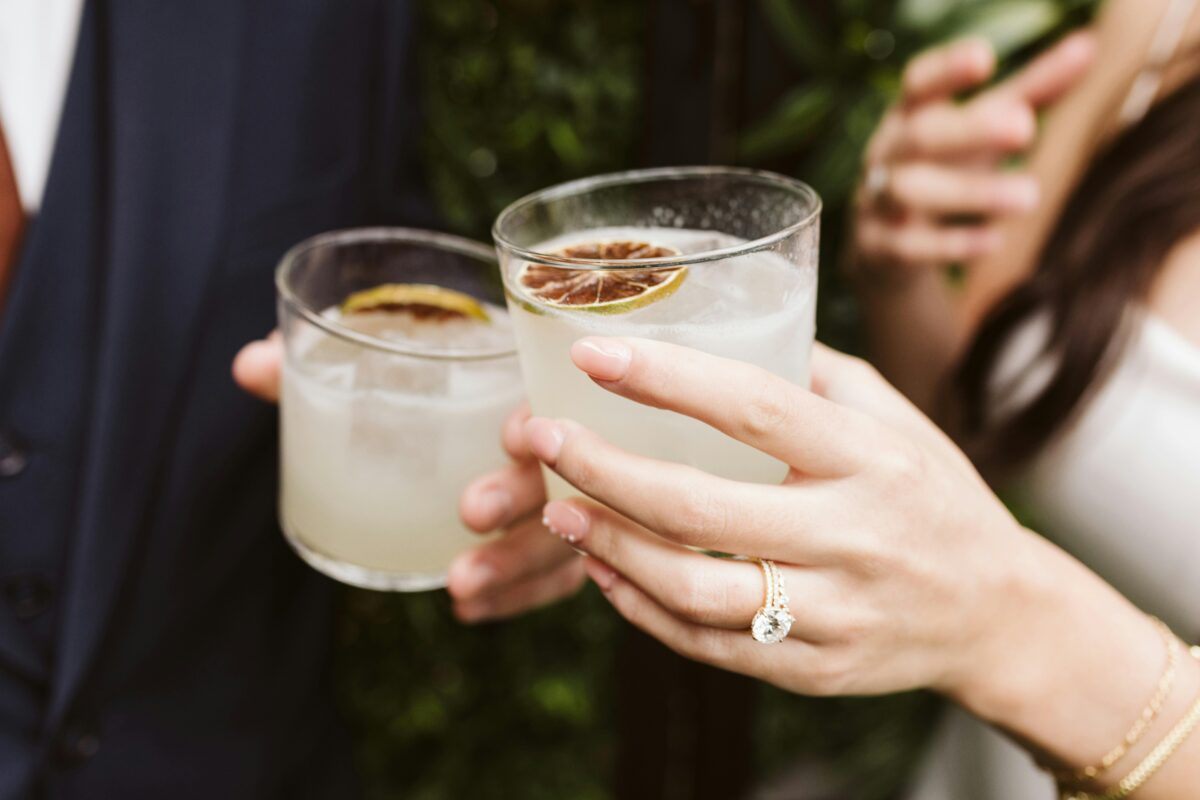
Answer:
[1054, 618, 1179, 785]
[1062, 643, 1200, 800]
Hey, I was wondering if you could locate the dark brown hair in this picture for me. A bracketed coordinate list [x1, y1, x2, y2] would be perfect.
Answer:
[953, 72, 1200, 479]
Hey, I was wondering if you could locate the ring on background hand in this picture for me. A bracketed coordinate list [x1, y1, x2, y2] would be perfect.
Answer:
[750, 559, 794, 644]
[863, 162, 892, 208]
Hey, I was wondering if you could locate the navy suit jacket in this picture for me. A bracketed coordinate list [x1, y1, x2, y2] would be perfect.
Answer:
[0, 1, 429, 796]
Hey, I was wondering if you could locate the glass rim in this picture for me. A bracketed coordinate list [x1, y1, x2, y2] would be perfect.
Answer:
[275, 226, 518, 362]
[491, 166, 822, 270]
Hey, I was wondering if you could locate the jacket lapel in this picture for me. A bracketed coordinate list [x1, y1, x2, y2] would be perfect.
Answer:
[48, 0, 244, 725]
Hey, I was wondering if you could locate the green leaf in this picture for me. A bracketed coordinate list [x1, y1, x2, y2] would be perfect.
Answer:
[547, 120, 586, 167]
[739, 84, 834, 162]
[945, 0, 1063, 59]
[897, 0, 976, 29]
[757, 0, 829, 71]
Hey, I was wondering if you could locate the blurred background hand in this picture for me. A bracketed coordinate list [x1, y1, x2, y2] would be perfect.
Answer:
[852, 32, 1095, 282]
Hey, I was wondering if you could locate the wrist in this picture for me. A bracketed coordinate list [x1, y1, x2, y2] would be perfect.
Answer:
[946, 530, 1170, 769]
[841, 241, 925, 294]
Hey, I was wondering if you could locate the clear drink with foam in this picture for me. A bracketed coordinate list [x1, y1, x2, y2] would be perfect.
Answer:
[494, 168, 820, 500]
[277, 229, 522, 590]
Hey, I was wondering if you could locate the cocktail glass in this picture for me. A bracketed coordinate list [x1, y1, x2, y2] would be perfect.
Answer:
[276, 228, 522, 590]
[493, 167, 820, 500]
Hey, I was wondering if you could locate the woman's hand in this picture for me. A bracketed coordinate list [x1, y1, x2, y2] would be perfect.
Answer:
[231, 335, 583, 622]
[853, 32, 1094, 280]
[525, 336, 1038, 698]
[524, 336, 1200, 794]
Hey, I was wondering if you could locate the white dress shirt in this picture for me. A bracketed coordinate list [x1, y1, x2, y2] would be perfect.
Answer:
[0, 0, 85, 212]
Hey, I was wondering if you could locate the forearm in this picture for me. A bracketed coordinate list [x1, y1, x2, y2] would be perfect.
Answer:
[952, 529, 1200, 797]
[851, 266, 968, 416]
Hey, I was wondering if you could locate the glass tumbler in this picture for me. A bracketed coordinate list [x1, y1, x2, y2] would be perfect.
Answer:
[276, 228, 522, 590]
[493, 166, 820, 500]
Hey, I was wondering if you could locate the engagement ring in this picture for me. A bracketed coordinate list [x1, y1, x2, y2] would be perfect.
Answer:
[751, 559, 794, 644]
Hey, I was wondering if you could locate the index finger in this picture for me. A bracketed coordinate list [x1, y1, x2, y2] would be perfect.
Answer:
[902, 37, 996, 106]
[569, 337, 879, 477]
[526, 417, 832, 560]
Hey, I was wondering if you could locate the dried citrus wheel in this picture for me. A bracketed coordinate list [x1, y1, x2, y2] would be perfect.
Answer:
[517, 241, 686, 314]
[340, 283, 490, 322]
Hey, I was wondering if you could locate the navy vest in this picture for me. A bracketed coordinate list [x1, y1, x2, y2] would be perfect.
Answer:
[0, 1, 427, 796]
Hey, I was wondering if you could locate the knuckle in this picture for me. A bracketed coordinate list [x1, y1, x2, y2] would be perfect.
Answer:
[886, 166, 919, 206]
[978, 101, 1034, 148]
[829, 605, 880, 646]
[840, 353, 885, 388]
[803, 650, 856, 697]
[849, 542, 897, 580]
[740, 375, 798, 441]
[892, 229, 933, 264]
[906, 107, 957, 155]
[876, 439, 927, 489]
[666, 486, 730, 546]
[679, 626, 732, 665]
[940, 230, 975, 262]
[675, 568, 723, 622]
[959, 176, 997, 210]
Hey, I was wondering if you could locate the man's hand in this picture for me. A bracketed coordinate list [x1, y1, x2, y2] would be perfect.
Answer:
[231, 336, 583, 622]
[232, 331, 283, 402]
[449, 403, 584, 622]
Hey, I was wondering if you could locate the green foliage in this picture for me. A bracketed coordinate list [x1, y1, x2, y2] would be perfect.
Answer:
[337, 1, 1101, 798]
[756, 691, 944, 800]
[336, 587, 618, 800]
[420, 0, 644, 239]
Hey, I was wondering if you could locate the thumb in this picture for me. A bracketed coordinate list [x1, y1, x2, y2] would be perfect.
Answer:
[232, 331, 283, 403]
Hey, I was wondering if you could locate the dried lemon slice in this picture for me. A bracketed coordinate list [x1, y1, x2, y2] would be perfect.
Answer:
[340, 283, 490, 322]
[517, 241, 686, 314]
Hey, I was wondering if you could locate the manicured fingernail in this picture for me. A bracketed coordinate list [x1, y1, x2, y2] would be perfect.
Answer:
[525, 418, 564, 465]
[571, 338, 631, 381]
[478, 488, 513, 526]
[583, 557, 617, 592]
[542, 501, 590, 545]
[447, 558, 497, 599]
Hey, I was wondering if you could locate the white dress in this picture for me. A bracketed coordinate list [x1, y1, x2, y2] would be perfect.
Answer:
[906, 312, 1200, 800]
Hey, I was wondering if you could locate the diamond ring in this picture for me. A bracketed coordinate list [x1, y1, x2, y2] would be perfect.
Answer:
[750, 559, 794, 644]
